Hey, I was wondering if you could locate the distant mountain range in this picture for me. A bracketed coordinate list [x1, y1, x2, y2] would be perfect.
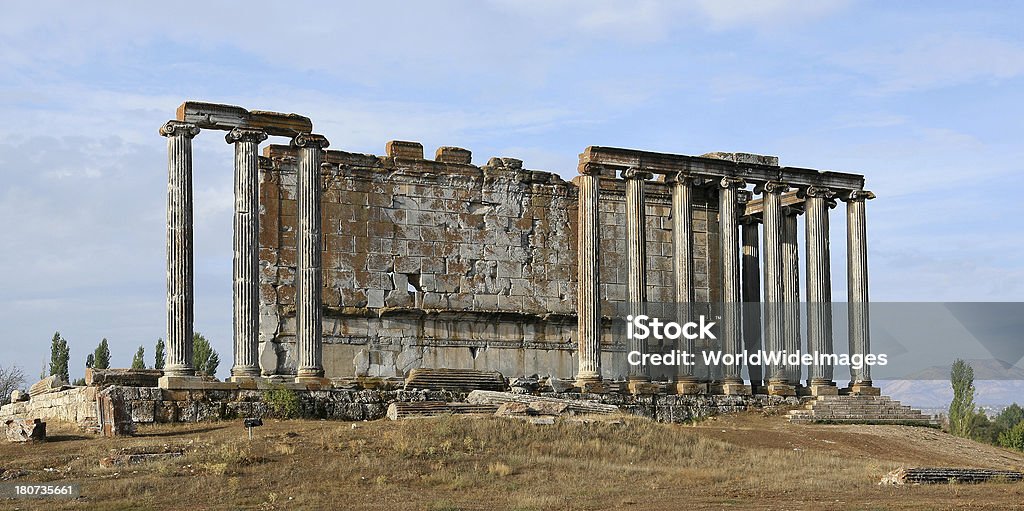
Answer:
[894, 358, 1024, 379]
[879, 358, 1024, 409]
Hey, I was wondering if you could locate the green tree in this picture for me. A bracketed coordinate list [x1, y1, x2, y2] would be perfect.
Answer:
[154, 338, 165, 370]
[131, 346, 146, 370]
[49, 331, 70, 383]
[999, 421, 1024, 451]
[193, 332, 220, 377]
[949, 359, 976, 438]
[970, 412, 1000, 444]
[994, 403, 1024, 431]
[85, 353, 94, 369]
[93, 339, 111, 370]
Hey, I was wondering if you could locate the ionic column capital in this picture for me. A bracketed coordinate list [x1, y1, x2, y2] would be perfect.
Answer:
[291, 133, 330, 149]
[225, 127, 269, 144]
[159, 120, 200, 139]
[843, 189, 876, 202]
[665, 172, 696, 186]
[802, 186, 836, 199]
[622, 167, 653, 181]
[719, 176, 746, 189]
[755, 181, 790, 194]
[578, 162, 606, 176]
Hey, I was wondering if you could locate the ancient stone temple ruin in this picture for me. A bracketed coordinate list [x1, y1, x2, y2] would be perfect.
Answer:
[160, 101, 878, 398]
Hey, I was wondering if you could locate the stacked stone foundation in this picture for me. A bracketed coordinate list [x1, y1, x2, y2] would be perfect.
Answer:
[787, 395, 938, 426]
[2, 384, 809, 429]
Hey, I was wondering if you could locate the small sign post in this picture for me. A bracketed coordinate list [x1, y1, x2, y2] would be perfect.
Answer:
[243, 417, 263, 440]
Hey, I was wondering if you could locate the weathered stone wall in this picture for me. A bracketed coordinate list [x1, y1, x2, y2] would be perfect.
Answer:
[0, 387, 98, 428]
[258, 144, 720, 380]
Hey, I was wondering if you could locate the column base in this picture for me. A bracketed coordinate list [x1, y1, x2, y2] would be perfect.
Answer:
[675, 381, 707, 395]
[294, 374, 332, 389]
[845, 384, 881, 396]
[767, 382, 796, 396]
[722, 383, 752, 396]
[228, 375, 262, 389]
[158, 375, 203, 390]
[809, 383, 839, 396]
[578, 380, 609, 394]
[628, 381, 660, 395]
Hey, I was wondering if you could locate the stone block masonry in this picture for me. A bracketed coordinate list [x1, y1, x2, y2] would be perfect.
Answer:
[257, 143, 715, 380]
[3, 385, 806, 427]
[160, 102, 879, 397]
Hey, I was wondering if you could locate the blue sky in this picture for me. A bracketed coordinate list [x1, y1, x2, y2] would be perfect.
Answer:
[1, 1, 1022, 380]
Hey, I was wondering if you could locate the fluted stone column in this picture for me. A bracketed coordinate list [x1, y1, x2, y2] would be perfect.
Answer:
[227, 128, 268, 380]
[782, 206, 802, 386]
[740, 217, 763, 389]
[844, 190, 877, 393]
[718, 177, 747, 393]
[669, 173, 702, 393]
[576, 163, 603, 386]
[759, 181, 792, 394]
[160, 121, 200, 379]
[293, 133, 330, 383]
[624, 168, 653, 383]
[804, 187, 837, 393]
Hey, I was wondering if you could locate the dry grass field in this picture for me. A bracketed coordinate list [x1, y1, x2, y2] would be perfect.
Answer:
[2, 411, 1024, 510]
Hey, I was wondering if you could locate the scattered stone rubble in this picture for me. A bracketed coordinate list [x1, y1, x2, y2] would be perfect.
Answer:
[29, 375, 66, 397]
[404, 368, 506, 392]
[468, 390, 619, 415]
[4, 418, 46, 443]
[99, 445, 187, 468]
[880, 467, 1024, 485]
[385, 402, 499, 420]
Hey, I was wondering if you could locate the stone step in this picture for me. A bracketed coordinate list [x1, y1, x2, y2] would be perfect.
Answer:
[788, 395, 936, 426]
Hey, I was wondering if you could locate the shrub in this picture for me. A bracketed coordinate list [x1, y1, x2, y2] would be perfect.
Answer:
[263, 386, 301, 419]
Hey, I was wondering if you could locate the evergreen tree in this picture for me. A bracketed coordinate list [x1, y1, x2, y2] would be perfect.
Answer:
[154, 338, 165, 370]
[85, 353, 94, 369]
[949, 359, 976, 438]
[93, 339, 111, 370]
[49, 331, 70, 383]
[131, 346, 146, 370]
[193, 332, 220, 378]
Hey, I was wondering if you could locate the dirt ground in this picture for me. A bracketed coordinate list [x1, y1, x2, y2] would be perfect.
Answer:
[2, 412, 1023, 511]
